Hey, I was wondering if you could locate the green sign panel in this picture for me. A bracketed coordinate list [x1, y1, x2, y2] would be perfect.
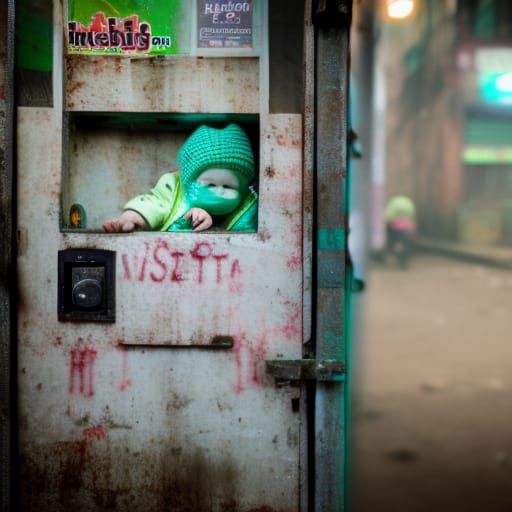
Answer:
[67, 0, 188, 55]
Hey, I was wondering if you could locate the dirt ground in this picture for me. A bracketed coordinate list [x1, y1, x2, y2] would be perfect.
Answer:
[349, 253, 512, 512]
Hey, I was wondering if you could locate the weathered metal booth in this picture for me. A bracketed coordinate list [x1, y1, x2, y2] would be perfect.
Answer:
[1, 0, 352, 510]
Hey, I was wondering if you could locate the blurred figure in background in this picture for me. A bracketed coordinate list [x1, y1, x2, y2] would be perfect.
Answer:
[385, 195, 416, 268]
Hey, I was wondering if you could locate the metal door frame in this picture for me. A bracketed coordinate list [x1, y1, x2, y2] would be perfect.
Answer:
[1, 1, 16, 510]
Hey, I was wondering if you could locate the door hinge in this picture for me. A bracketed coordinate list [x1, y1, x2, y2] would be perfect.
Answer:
[265, 359, 345, 382]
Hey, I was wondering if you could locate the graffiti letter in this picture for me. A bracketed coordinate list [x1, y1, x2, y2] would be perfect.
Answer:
[171, 251, 185, 282]
[213, 254, 228, 284]
[150, 239, 169, 282]
[69, 339, 97, 397]
[190, 242, 213, 284]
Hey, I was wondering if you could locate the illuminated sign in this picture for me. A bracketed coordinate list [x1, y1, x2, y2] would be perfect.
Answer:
[475, 48, 512, 73]
[67, 1, 186, 55]
[480, 73, 512, 105]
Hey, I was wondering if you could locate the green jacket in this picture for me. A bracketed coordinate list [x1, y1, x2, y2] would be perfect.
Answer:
[124, 172, 258, 232]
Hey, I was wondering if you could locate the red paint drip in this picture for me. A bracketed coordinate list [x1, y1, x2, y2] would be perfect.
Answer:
[230, 259, 242, 278]
[286, 256, 301, 271]
[121, 254, 131, 280]
[117, 344, 132, 391]
[138, 241, 150, 281]
[75, 438, 89, 466]
[69, 338, 97, 397]
[233, 331, 246, 394]
[229, 259, 243, 294]
[232, 331, 269, 394]
[213, 254, 228, 284]
[82, 425, 107, 441]
[278, 306, 302, 341]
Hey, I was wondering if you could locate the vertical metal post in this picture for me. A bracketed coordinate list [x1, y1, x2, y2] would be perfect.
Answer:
[1, 0, 15, 510]
[313, 1, 352, 510]
[303, 1, 315, 510]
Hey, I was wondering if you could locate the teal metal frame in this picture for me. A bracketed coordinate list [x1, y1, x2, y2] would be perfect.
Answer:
[313, 1, 352, 510]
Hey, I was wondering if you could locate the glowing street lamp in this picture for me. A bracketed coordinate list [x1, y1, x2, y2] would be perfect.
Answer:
[387, 0, 414, 19]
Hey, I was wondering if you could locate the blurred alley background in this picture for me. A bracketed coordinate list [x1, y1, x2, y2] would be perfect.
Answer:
[349, 1, 512, 511]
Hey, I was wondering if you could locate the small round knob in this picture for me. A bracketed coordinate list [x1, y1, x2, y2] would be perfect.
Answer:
[72, 279, 103, 309]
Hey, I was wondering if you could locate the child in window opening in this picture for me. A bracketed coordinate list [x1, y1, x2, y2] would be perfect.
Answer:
[103, 124, 258, 233]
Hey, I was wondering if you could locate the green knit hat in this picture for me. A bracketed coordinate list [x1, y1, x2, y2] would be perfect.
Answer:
[178, 124, 255, 188]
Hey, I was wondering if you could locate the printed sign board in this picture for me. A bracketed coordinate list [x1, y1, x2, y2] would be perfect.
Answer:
[67, 0, 188, 55]
[197, 0, 253, 49]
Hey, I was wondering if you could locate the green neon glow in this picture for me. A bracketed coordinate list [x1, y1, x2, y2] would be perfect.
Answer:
[463, 146, 512, 164]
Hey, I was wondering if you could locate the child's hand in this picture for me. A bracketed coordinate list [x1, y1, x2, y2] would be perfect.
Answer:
[184, 208, 213, 232]
[103, 210, 148, 233]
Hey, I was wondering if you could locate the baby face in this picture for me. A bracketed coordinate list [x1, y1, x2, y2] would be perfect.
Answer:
[186, 168, 247, 215]
[195, 169, 240, 199]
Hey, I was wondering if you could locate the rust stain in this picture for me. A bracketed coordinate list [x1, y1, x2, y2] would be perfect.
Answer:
[63, 56, 258, 112]
[93, 59, 105, 76]
[216, 397, 233, 412]
[159, 447, 239, 512]
[64, 55, 80, 83]
[66, 79, 85, 97]
[23, 440, 293, 510]
[286, 427, 299, 449]
[114, 58, 123, 74]
[265, 166, 275, 178]
[257, 230, 272, 242]
[20, 440, 89, 510]
[166, 392, 193, 411]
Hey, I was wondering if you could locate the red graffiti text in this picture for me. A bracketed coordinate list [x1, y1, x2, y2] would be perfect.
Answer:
[69, 339, 97, 397]
[121, 240, 242, 288]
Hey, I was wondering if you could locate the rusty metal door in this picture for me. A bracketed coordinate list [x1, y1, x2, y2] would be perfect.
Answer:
[10, 0, 353, 510]
[15, 1, 307, 511]
[18, 115, 304, 512]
